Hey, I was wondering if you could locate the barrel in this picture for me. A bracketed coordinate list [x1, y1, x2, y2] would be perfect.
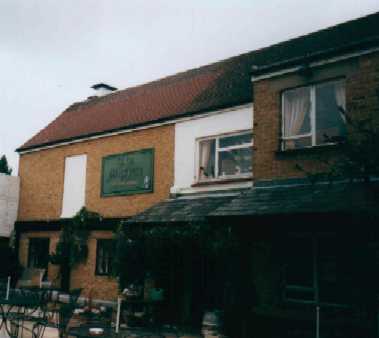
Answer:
[201, 311, 224, 338]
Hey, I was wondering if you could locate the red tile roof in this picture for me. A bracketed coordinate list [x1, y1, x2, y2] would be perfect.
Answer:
[18, 55, 253, 151]
[18, 11, 379, 152]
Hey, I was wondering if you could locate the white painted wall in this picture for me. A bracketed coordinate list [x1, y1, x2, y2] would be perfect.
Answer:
[0, 174, 20, 237]
[172, 105, 253, 194]
[61, 154, 87, 218]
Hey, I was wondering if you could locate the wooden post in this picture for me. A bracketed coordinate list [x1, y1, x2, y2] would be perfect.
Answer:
[116, 296, 121, 333]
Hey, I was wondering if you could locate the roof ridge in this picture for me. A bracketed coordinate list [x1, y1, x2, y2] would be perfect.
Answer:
[59, 10, 379, 114]
[17, 10, 379, 152]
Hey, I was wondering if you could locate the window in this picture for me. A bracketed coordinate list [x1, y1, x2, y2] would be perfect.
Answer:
[61, 154, 87, 218]
[284, 235, 344, 305]
[96, 239, 114, 276]
[282, 79, 346, 150]
[28, 238, 50, 269]
[197, 131, 253, 181]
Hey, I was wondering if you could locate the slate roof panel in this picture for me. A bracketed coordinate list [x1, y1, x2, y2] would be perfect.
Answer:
[210, 181, 379, 217]
[125, 193, 237, 224]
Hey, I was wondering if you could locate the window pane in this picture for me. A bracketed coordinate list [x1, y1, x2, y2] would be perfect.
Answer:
[199, 139, 215, 180]
[28, 238, 50, 269]
[219, 133, 252, 148]
[283, 137, 312, 150]
[96, 240, 114, 275]
[286, 238, 314, 288]
[218, 148, 252, 177]
[318, 237, 339, 303]
[316, 81, 346, 145]
[283, 87, 311, 138]
[285, 288, 315, 301]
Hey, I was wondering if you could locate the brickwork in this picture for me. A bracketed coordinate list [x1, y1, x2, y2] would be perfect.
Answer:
[18, 124, 175, 220]
[253, 51, 379, 180]
[19, 230, 118, 300]
[70, 231, 119, 300]
[17, 124, 174, 300]
[19, 231, 60, 284]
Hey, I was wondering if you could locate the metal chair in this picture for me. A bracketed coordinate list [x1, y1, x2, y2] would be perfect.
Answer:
[32, 319, 48, 338]
[57, 288, 83, 338]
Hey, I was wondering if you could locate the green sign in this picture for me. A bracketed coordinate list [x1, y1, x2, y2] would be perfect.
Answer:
[101, 148, 154, 196]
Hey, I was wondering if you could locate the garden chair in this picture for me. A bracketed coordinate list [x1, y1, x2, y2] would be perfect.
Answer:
[16, 268, 46, 289]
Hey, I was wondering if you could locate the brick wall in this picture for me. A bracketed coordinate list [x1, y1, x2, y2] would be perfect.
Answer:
[17, 124, 174, 300]
[253, 51, 379, 181]
[70, 231, 118, 300]
[18, 124, 175, 220]
[19, 230, 119, 300]
[19, 231, 60, 284]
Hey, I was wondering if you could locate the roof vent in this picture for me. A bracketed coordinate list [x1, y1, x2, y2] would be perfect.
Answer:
[90, 83, 118, 97]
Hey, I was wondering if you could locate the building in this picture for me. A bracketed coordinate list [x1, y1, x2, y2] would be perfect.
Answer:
[15, 11, 379, 337]
[0, 173, 19, 239]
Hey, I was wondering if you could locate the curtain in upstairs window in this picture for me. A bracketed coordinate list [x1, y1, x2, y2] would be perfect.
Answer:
[334, 80, 346, 123]
[199, 139, 215, 180]
[283, 87, 311, 137]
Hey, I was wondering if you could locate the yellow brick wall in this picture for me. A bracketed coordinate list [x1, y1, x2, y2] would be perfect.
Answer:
[19, 230, 119, 300]
[17, 124, 175, 300]
[19, 231, 60, 284]
[18, 124, 175, 220]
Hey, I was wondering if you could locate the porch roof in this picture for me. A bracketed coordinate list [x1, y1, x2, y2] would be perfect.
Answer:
[210, 179, 379, 217]
[125, 191, 241, 224]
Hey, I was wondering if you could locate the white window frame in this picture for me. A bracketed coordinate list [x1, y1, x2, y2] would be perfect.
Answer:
[196, 130, 253, 182]
[281, 79, 345, 150]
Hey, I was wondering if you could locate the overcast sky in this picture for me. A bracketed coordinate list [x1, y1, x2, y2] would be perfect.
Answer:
[1, 0, 379, 174]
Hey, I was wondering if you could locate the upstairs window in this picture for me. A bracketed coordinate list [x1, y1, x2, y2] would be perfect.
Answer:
[61, 154, 87, 218]
[28, 238, 50, 270]
[198, 131, 253, 181]
[282, 79, 346, 150]
[96, 239, 114, 276]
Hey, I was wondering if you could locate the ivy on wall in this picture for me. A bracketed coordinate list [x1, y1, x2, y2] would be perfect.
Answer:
[112, 220, 238, 290]
[50, 207, 102, 290]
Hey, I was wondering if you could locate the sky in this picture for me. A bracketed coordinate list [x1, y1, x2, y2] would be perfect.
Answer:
[1, 0, 379, 174]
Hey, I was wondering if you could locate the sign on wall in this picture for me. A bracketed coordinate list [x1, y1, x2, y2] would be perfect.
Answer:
[101, 148, 154, 196]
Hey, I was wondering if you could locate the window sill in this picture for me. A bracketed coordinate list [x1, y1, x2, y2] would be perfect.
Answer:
[95, 273, 112, 277]
[191, 177, 253, 187]
[276, 143, 340, 158]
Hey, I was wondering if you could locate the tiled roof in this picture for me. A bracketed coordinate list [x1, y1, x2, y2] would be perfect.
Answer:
[210, 180, 379, 217]
[18, 11, 379, 152]
[125, 192, 239, 224]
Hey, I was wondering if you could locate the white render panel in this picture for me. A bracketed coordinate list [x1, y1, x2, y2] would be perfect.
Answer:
[61, 154, 87, 218]
[0, 174, 20, 237]
[172, 105, 253, 193]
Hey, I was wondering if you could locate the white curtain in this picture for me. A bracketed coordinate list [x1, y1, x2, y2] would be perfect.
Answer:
[334, 81, 346, 123]
[199, 140, 212, 179]
[283, 87, 310, 137]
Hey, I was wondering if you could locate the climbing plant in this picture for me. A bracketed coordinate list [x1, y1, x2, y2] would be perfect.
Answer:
[113, 220, 238, 290]
[50, 207, 102, 290]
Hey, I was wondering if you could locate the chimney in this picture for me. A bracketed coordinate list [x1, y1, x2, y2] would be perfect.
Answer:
[90, 83, 118, 97]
